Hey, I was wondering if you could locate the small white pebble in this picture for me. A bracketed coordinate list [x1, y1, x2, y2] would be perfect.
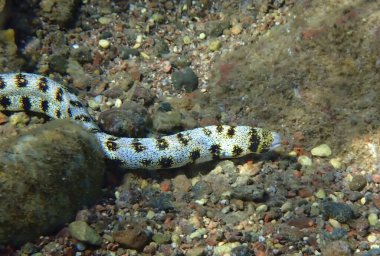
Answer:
[198, 33, 206, 39]
[136, 34, 143, 43]
[114, 99, 122, 108]
[298, 155, 312, 166]
[98, 39, 110, 49]
[330, 158, 342, 169]
[328, 218, 341, 228]
[311, 144, 332, 157]
[367, 234, 377, 243]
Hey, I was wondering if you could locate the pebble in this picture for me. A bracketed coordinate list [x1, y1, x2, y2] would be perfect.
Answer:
[315, 189, 326, 199]
[113, 227, 150, 250]
[298, 155, 312, 166]
[349, 175, 367, 191]
[311, 144, 332, 157]
[198, 33, 206, 39]
[98, 39, 110, 49]
[152, 232, 171, 244]
[171, 67, 199, 92]
[68, 221, 102, 246]
[329, 218, 341, 228]
[213, 242, 241, 255]
[372, 174, 380, 183]
[183, 35, 191, 45]
[209, 40, 222, 51]
[330, 158, 342, 169]
[367, 234, 377, 243]
[98, 17, 111, 25]
[321, 240, 352, 256]
[368, 213, 378, 226]
[146, 210, 155, 219]
[321, 201, 354, 223]
[256, 204, 268, 213]
[230, 23, 243, 35]
[280, 201, 293, 212]
[189, 228, 207, 239]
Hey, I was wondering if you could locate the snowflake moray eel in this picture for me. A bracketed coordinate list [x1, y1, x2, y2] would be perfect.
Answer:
[0, 72, 281, 169]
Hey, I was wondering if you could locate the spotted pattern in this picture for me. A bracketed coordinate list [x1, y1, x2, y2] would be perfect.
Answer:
[0, 76, 5, 89]
[15, 73, 28, 87]
[0, 72, 281, 169]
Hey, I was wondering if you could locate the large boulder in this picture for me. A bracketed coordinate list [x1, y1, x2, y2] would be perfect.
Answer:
[0, 120, 105, 246]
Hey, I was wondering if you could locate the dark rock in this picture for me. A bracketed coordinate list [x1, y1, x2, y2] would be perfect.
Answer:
[0, 120, 105, 246]
[120, 48, 140, 59]
[70, 46, 93, 64]
[205, 20, 230, 37]
[153, 38, 170, 57]
[113, 226, 150, 250]
[321, 201, 354, 223]
[172, 67, 199, 92]
[320, 240, 352, 256]
[98, 101, 149, 137]
[349, 175, 367, 191]
[49, 54, 68, 73]
[231, 185, 265, 201]
[152, 108, 182, 132]
[39, 0, 81, 28]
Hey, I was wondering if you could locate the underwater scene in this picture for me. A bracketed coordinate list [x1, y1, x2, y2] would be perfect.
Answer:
[0, 0, 379, 255]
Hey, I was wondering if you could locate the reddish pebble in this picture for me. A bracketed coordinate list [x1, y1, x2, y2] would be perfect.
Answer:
[0, 112, 8, 124]
[288, 217, 314, 228]
[371, 174, 380, 183]
[372, 194, 380, 210]
[161, 61, 172, 73]
[298, 187, 313, 198]
[160, 180, 171, 192]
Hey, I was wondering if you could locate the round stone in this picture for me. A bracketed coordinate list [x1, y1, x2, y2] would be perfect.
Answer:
[98, 39, 110, 49]
[311, 144, 332, 157]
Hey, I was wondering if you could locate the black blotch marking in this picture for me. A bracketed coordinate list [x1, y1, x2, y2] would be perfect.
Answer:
[21, 96, 31, 111]
[55, 109, 62, 118]
[159, 156, 174, 168]
[37, 77, 49, 92]
[227, 126, 236, 138]
[248, 128, 260, 153]
[141, 159, 153, 167]
[106, 139, 119, 151]
[0, 96, 11, 109]
[69, 100, 84, 108]
[89, 128, 101, 133]
[67, 107, 72, 117]
[209, 144, 221, 160]
[74, 115, 92, 122]
[216, 125, 224, 134]
[131, 141, 146, 152]
[156, 138, 169, 150]
[0, 76, 5, 89]
[41, 100, 49, 112]
[189, 148, 201, 163]
[232, 145, 243, 157]
[55, 88, 64, 102]
[202, 128, 212, 136]
[176, 133, 190, 146]
[15, 73, 27, 87]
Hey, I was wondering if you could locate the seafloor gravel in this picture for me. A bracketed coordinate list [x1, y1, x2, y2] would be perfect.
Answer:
[0, 0, 380, 255]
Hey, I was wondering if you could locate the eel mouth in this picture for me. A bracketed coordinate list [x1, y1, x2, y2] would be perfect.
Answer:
[270, 132, 282, 150]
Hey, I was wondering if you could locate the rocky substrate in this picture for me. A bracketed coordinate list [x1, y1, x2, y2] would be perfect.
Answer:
[0, 0, 379, 255]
